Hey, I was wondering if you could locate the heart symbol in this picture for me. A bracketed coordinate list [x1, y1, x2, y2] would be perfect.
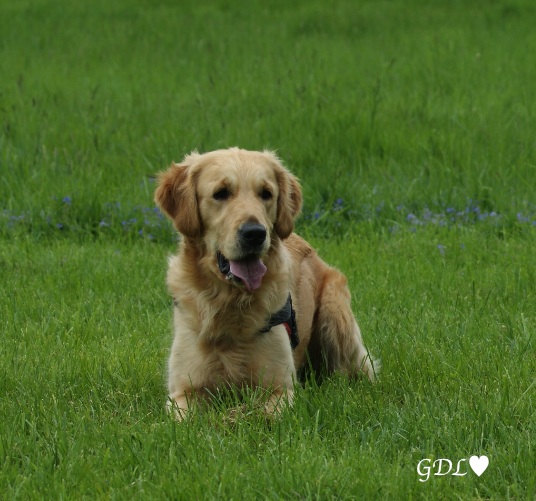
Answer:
[469, 455, 489, 476]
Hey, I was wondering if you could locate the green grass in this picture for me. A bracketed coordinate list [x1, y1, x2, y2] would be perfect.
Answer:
[1, 0, 535, 499]
[1, 230, 534, 499]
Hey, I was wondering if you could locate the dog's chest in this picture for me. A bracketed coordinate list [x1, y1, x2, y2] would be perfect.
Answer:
[201, 339, 255, 383]
[199, 301, 267, 339]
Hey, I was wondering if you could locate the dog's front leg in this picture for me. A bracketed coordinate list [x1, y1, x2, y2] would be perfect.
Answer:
[167, 392, 194, 421]
[264, 385, 294, 417]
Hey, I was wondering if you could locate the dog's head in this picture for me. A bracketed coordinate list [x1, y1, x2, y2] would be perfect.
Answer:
[155, 148, 302, 292]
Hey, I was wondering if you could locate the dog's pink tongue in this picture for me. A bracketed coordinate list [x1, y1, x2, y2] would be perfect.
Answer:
[229, 259, 267, 291]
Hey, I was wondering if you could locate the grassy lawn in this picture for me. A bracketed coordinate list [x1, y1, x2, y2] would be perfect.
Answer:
[1, 0, 535, 499]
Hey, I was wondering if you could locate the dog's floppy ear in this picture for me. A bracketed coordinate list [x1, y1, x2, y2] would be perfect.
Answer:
[274, 165, 303, 239]
[154, 161, 201, 238]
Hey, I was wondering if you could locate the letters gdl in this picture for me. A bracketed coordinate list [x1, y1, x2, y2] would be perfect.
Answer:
[416, 456, 489, 482]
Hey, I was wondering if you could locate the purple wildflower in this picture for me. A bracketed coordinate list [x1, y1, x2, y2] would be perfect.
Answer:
[333, 198, 344, 211]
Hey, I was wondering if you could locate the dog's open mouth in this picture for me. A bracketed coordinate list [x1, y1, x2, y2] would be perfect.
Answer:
[217, 252, 267, 292]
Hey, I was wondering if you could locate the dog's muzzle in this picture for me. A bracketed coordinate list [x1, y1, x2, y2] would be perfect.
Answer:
[216, 223, 268, 292]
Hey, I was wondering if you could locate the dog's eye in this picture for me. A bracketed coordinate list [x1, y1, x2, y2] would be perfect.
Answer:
[260, 189, 273, 201]
[213, 188, 230, 201]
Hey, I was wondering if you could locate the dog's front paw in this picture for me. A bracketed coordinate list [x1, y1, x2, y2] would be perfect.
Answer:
[264, 388, 293, 417]
[166, 394, 191, 421]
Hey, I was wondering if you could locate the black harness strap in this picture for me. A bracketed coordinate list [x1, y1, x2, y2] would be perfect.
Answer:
[259, 294, 299, 350]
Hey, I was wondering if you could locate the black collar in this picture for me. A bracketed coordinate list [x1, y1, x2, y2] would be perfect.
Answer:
[259, 294, 299, 350]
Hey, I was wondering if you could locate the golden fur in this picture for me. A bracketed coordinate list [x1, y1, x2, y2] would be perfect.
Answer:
[155, 148, 377, 419]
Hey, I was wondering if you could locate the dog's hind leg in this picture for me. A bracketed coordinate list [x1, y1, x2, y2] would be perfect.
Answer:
[312, 269, 379, 381]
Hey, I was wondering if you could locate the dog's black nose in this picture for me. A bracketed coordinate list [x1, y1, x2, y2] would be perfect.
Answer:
[238, 223, 267, 250]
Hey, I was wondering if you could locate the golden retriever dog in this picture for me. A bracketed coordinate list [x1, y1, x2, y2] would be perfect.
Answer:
[155, 148, 377, 419]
